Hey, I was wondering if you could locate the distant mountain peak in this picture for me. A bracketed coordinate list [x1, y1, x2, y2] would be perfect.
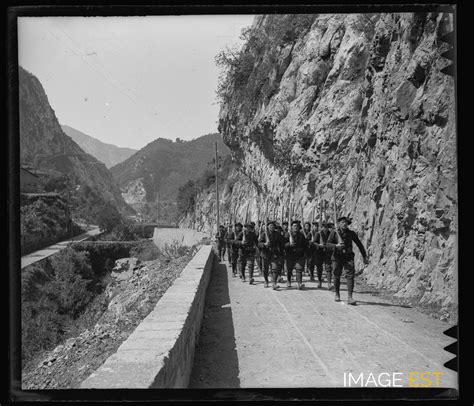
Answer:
[61, 125, 137, 168]
[110, 132, 230, 223]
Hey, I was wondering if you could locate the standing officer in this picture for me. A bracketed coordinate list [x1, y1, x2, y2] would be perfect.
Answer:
[311, 221, 333, 289]
[235, 222, 259, 284]
[327, 217, 368, 304]
[274, 224, 285, 284]
[284, 220, 308, 290]
[280, 221, 289, 282]
[255, 221, 263, 275]
[258, 221, 286, 290]
[303, 221, 315, 280]
[228, 222, 242, 278]
[225, 224, 233, 264]
[215, 225, 226, 262]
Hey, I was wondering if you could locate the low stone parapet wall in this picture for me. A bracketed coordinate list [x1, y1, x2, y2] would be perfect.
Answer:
[80, 245, 215, 388]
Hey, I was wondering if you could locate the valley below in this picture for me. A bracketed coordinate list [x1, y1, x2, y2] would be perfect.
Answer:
[21, 233, 201, 389]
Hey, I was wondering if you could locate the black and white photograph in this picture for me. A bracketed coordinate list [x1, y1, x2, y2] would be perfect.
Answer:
[9, 4, 458, 400]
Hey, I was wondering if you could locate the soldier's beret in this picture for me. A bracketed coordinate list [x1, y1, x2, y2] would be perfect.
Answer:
[250, 221, 256, 226]
[291, 220, 300, 226]
[235, 222, 243, 227]
[276, 225, 283, 231]
[337, 216, 352, 225]
[311, 221, 319, 225]
[282, 221, 288, 226]
[267, 220, 276, 226]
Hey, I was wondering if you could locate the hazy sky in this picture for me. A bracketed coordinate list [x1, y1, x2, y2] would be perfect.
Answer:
[18, 15, 255, 150]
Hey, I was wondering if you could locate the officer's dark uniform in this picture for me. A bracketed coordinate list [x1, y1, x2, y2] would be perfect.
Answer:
[227, 225, 240, 277]
[280, 223, 289, 279]
[304, 224, 316, 281]
[284, 223, 308, 289]
[255, 222, 263, 275]
[258, 224, 286, 289]
[235, 225, 258, 283]
[225, 226, 233, 263]
[215, 226, 226, 261]
[312, 224, 333, 289]
[327, 219, 367, 303]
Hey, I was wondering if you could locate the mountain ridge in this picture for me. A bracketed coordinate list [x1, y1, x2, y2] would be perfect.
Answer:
[19, 66, 132, 219]
[61, 124, 137, 169]
[110, 132, 230, 223]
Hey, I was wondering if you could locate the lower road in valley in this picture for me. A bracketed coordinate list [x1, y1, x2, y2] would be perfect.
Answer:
[190, 257, 457, 389]
[21, 226, 101, 269]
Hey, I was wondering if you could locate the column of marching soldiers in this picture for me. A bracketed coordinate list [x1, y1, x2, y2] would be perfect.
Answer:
[215, 197, 369, 305]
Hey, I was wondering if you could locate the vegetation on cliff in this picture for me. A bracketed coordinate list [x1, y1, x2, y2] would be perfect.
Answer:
[216, 15, 317, 107]
[21, 237, 162, 369]
[22, 247, 195, 389]
[20, 194, 84, 255]
[22, 248, 97, 364]
[176, 154, 235, 220]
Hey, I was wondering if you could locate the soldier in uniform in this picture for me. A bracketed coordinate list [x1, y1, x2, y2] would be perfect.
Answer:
[327, 217, 368, 305]
[258, 220, 286, 290]
[225, 224, 233, 263]
[284, 220, 308, 289]
[302, 221, 312, 276]
[228, 223, 242, 277]
[304, 221, 316, 281]
[279, 221, 289, 282]
[215, 225, 226, 261]
[311, 221, 334, 289]
[235, 222, 259, 284]
[254, 221, 262, 275]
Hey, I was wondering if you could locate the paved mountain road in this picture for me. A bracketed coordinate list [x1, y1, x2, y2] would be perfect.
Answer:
[190, 259, 457, 389]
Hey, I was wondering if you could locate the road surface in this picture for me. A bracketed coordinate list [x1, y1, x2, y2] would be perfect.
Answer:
[190, 259, 457, 389]
[21, 226, 101, 269]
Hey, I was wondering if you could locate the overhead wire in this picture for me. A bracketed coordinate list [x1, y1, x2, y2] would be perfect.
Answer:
[43, 21, 163, 127]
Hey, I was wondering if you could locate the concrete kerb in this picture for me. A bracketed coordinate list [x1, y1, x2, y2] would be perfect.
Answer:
[80, 245, 215, 389]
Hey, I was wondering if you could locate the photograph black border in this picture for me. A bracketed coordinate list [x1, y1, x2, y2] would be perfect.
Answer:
[5, 1, 464, 403]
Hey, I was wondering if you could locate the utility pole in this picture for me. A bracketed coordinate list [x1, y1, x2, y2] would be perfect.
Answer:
[67, 191, 73, 243]
[215, 142, 220, 233]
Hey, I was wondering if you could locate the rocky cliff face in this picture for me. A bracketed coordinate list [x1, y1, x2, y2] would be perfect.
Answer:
[184, 12, 457, 320]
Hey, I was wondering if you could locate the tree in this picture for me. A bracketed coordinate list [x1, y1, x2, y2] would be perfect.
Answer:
[177, 180, 198, 217]
[47, 248, 94, 317]
[44, 173, 74, 193]
[111, 217, 139, 241]
[97, 202, 122, 233]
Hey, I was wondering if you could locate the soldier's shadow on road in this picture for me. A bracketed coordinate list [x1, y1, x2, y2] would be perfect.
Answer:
[189, 261, 240, 388]
[354, 300, 412, 308]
